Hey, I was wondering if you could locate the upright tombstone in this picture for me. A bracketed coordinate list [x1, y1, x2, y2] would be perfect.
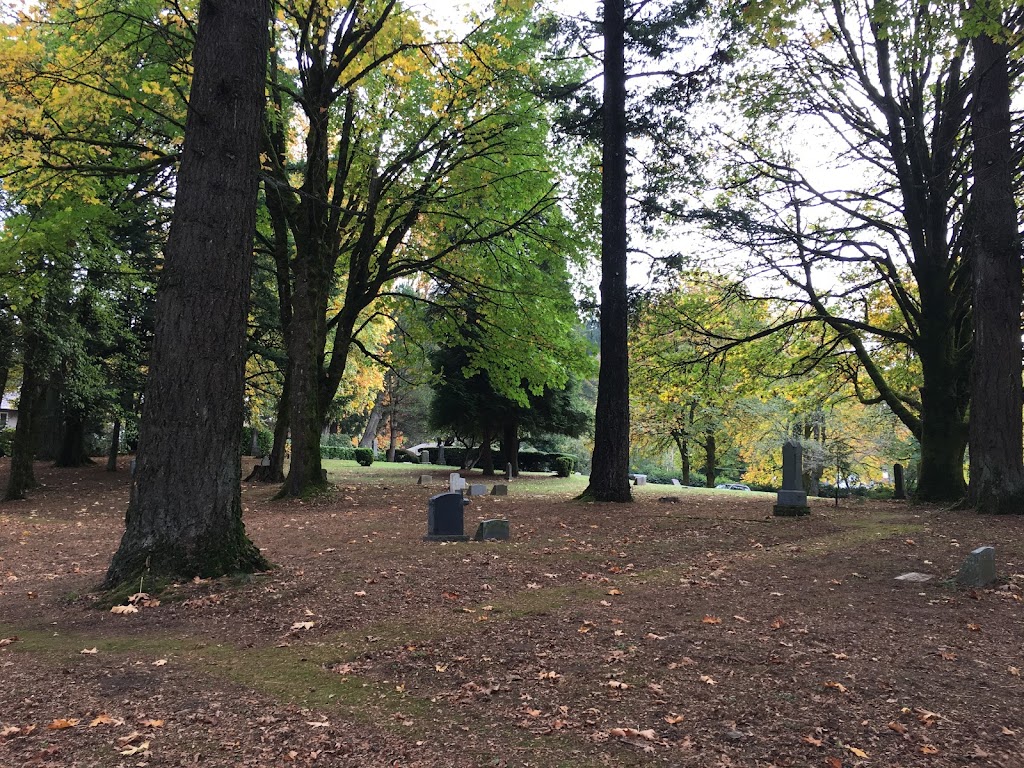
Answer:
[634, 474, 647, 486]
[773, 439, 810, 517]
[417, 474, 432, 485]
[468, 483, 488, 496]
[425, 492, 470, 542]
[505, 463, 513, 481]
[956, 546, 996, 588]
[473, 519, 510, 541]
[670, 478, 681, 486]
[419, 450, 430, 464]
[449, 472, 466, 493]
[893, 463, 906, 500]
[491, 484, 508, 496]
[436, 441, 446, 466]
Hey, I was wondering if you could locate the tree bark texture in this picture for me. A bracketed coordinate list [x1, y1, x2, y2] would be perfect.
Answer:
[4, 329, 45, 500]
[580, 0, 632, 503]
[704, 431, 716, 488]
[104, 0, 271, 587]
[967, 31, 1024, 513]
[106, 418, 121, 472]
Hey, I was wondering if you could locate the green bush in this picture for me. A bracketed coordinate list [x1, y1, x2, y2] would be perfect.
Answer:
[0, 428, 14, 457]
[241, 425, 274, 456]
[553, 456, 575, 477]
[321, 444, 355, 460]
[354, 447, 374, 466]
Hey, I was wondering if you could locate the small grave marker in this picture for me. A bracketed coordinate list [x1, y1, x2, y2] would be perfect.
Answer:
[417, 475, 431, 485]
[468, 483, 487, 496]
[449, 473, 466, 493]
[894, 572, 934, 583]
[491, 484, 508, 496]
[634, 474, 647, 486]
[670, 478, 681, 486]
[419, 450, 429, 464]
[473, 519, 510, 541]
[505, 463, 513, 481]
[957, 546, 996, 588]
[425, 492, 470, 542]
[773, 439, 810, 517]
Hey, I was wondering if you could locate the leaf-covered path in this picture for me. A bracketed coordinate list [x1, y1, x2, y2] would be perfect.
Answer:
[1, 459, 1023, 767]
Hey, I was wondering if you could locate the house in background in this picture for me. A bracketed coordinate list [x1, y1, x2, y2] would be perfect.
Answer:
[1, 392, 17, 431]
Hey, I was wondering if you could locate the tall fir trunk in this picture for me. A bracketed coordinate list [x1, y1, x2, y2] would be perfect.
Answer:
[580, 0, 632, 502]
[479, 425, 495, 476]
[503, 420, 520, 477]
[967, 30, 1024, 512]
[106, 418, 121, 472]
[55, 412, 90, 467]
[673, 433, 690, 485]
[4, 331, 46, 500]
[104, 0, 271, 587]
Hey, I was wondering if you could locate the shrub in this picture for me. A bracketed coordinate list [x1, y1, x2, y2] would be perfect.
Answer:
[354, 447, 374, 466]
[321, 444, 355, 460]
[0, 428, 14, 457]
[553, 456, 575, 477]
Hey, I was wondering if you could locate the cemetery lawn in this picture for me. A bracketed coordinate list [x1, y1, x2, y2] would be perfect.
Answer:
[2, 460, 1024, 768]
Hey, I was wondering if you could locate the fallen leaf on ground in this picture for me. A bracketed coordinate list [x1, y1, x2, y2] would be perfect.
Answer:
[0, 636, 18, 647]
[290, 621, 314, 630]
[967, 623, 981, 631]
[80, 647, 98, 654]
[846, 745, 869, 758]
[306, 721, 330, 728]
[824, 681, 848, 693]
[120, 741, 150, 756]
[152, 659, 167, 666]
[89, 714, 123, 727]
[48, 718, 80, 729]
[605, 680, 630, 689]
[802, 734, 823, 747]
[140, 719, 164, 728]
[0, 725, 22, 737]
[701, 615, 721, 625]
[664, 714, 684, 724]
[888, 721, 908, 735]
[110, 605, 138, 615]
[607, 588, 622, 596]
[700, 675, 716, 685]
[920, 745, 939, 754]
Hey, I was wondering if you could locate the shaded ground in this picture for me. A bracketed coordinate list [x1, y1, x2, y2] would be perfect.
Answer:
[1, 458, 1023, 768]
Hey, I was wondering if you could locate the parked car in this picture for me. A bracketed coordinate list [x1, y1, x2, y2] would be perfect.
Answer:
[715, 483, 751, 491]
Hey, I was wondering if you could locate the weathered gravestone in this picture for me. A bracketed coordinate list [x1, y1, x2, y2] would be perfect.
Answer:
[449, 473, 466, 493]
[670, 478, 681, 486]
[773, 439, 810, 517]
[957, 546, 996, 588]
[425, 492, 470, 542]
[473, 519, 510, 541]
[505, 463, 513, 481]
[491, 484, 508, 496]
[634, 474, 647, 486]
[436, 442, 446, 466]
[468, 483, 488, 496]
[893, 463, 906, 500]
[419, 450, 429, 464]
[894, 571, 934, 583]
[417, 475, 431, 485]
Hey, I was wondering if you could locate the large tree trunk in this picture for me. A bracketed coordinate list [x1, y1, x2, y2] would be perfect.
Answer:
[579, 0, 632, 503]
[967, 30, 1024, 513]
[479, 424, 495, 476]
[55, 411, 90, 467]
[673, 432, 690, 485]
[704, 430, 716, 488]
[104, 0, 271, 587]
[502, 420, 520, 477]
[360, 388, 386, 449]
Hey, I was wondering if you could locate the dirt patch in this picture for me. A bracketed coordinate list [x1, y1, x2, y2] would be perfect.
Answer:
[1, 458, 1023, 767]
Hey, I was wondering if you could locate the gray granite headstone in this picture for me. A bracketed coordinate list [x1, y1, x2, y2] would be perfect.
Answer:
[417, 474, 431, 485]
[491, 484, 508, 496]
[425, 492, 470, 542]
[449, 473, 466, 493]
[893, 463, 906, 500]
[957, 546, 996, 587]
[895, 571, 934, 583]
[773, 439, 810, 516]
[634, 474, 647, 486]
[505, 463, 513, 481]
[468, 483, 488, 496]
[473, 519, 510, 541]
[260, 455, 271, 467]
[436, 442, 446, 465]
[419, 450, 429, 464]
[670, 478, 681, 486]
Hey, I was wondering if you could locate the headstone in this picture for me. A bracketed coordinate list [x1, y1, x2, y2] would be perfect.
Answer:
[417, 475, 431, 485]
[491, 484, 508, 496]
[436, 442, 446, 465]
[473, 519, 510, 541]
[634, 474, 647, 486]
[659, 496, 681, 504]
[260, 455, 271, 467]
[425, 492, 470, 542]
[130, 458, 137, 477]
[505, 463, 513, 481]
[893, 463, 906, 500]
[468, 483, 487, 496]
[670, 478, 681, 486]
[895, 572, 934, 582]
[773, 439, 810, 517]
[449, 472, 466, 493]
[419, 450, 429, 464]
[957, 546, 996, 587]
